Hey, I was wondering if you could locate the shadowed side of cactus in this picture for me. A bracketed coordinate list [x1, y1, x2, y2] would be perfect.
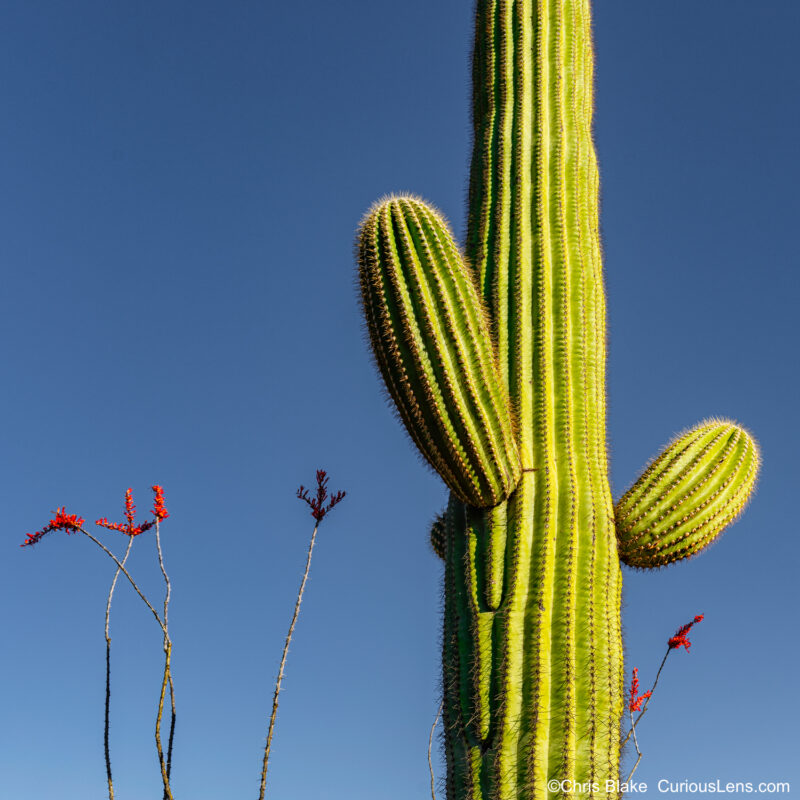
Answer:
[430, 511, 447, 560]
[356, 1, 758, 798]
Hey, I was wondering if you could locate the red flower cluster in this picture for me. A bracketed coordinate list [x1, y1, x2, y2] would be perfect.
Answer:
[297, 469, 346, 523]
[96, 488, 155, 537]
[152, 485, 169, 520]
[21, 508, 86, 547]
[628, 667, 652, 712]
[21, 486, 169, 547]
[668, 614, 704, 651]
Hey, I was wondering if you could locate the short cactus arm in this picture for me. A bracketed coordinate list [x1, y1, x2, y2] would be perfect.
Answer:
[615, 420, 759, 567]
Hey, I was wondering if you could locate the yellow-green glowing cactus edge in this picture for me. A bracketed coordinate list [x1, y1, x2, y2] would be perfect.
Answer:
[359, 197, 521, 508]
[355, 2, 759, 798]
[616, 420, 759, 568]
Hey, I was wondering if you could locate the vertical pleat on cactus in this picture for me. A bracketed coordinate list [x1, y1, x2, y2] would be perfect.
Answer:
[356, 1, 758, 798]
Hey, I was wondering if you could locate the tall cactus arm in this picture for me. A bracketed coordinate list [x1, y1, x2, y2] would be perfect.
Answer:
[615, 420, 759, 568]
[358, 196, 522, 508]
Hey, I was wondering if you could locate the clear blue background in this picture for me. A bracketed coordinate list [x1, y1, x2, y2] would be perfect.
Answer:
[2, 1, 797, 797]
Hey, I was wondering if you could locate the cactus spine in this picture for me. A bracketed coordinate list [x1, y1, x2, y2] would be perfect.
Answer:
[357, 2, 758, 798]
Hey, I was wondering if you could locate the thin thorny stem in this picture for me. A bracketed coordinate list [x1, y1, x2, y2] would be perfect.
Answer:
[428, 701, 443, 800]
[155, 521, 171, 630]
[620, 649, 670, 750]
[258, 522, 320, 800]
[82, 526, 174, 797]
[80, 528, 166, 635]
[103, 536, 135, 800]
[167, 672, 176, 782]
[626, 708, 643, 784]
[156, 640, 174, 800]
[154, 520, 176, 797]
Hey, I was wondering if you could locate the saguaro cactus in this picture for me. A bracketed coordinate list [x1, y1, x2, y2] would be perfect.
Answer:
[357, 2, 758, 798]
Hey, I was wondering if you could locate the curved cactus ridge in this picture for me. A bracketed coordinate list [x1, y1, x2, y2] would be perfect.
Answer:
[356, 1, 759, 798]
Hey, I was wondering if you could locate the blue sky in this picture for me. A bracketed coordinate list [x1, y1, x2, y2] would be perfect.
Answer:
[2, 1, 798, 798]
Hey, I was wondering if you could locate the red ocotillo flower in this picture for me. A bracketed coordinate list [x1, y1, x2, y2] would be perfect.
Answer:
[96, 488, 156, 537]
[628, 667, 652, 712]
[21, 507, 86, 547]
[297, 469, 346, 523]
[668, 614, 704, 652]
[124, 488, 136, 526]
[152, 485, 169, 520]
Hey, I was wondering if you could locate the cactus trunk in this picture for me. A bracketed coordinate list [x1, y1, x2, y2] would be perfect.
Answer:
[444, 4, 623, 796]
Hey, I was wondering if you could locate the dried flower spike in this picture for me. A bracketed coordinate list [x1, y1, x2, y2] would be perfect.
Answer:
[259, 469, 345, 800]
[297, 469, 346, 523]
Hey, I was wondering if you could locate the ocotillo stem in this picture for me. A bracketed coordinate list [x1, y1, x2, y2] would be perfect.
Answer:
[103, 536, 134, 800]
[258, 522, 320, 800]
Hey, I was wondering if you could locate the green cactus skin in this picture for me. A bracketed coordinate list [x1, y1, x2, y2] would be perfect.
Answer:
[357, 2, 758, 798]
[616, 420, 759, 568]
